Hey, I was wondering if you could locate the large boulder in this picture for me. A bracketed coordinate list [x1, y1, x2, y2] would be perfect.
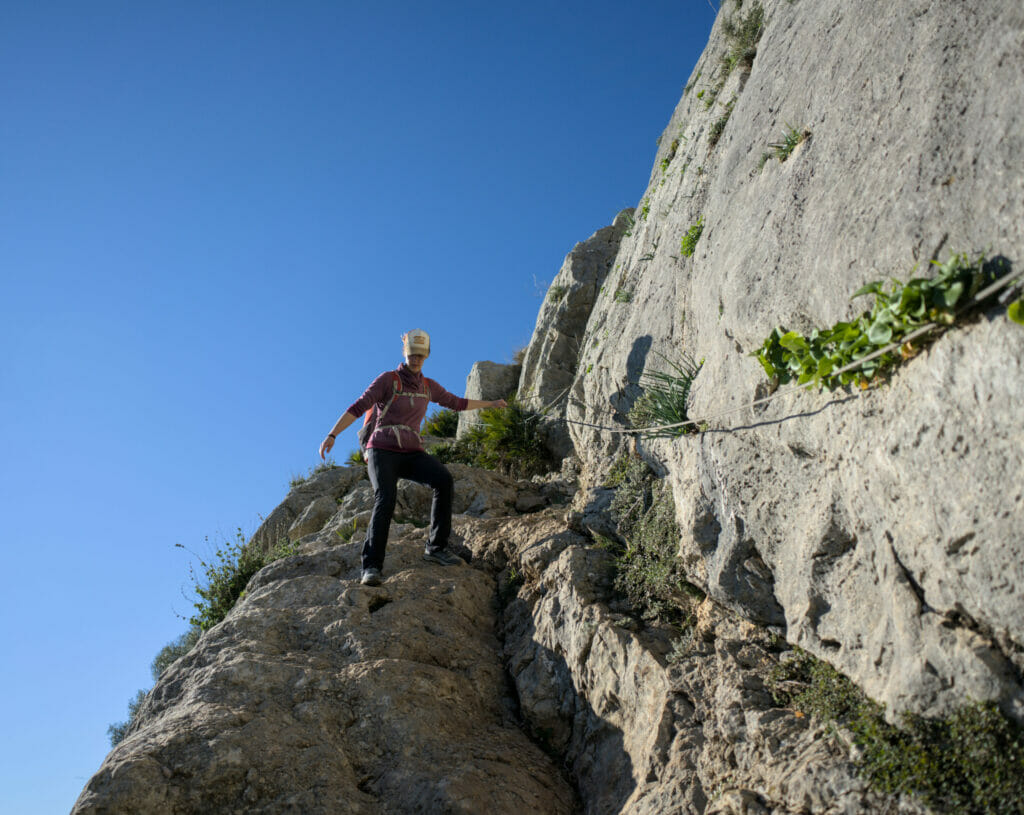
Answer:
[456, 360, 521, 439]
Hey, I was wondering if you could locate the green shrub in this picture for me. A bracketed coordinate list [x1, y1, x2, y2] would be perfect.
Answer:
[431, 395, 553, 479]
[769, 648, 1024, 814]
[753, 253, 1000, 390]
[107, 689, 148, 747]
[680, 217, 704, 257]
[721, 1, 764, 78]
[547, 285, 568, 303]
[461, 395, 553, 479]
[606, 457, 704, 624]
[422, 408, 459, 438]
[628, 352, 703, 437]
[347, 448, 367, 466]
[151, 628, 201, 679]
[178, 529, 298, 632]
[767, 124, 809, 163]
[708, 96, 737, 148]
[661, 137, 681, 173]
[1008, 298, 1024, 325]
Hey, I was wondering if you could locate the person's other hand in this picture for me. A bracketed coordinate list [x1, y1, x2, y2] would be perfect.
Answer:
[319, 436, 335, 460]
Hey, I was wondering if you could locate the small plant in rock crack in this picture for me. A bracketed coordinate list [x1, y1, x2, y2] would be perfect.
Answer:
[547, 284, 568, 303]
[660, 137, 681, 173]
[759, 124, 810, 168]
[622, 211, 636, 237]
[628, 352, 704, 438]
[606, 456, 705, 625]
[1007, 297, 1024, 325]
[708, 96, 737, 149]
[753, 252, 1003, 390]
[721, 1, 765, 78]
[289, 458, 338, 488]
[679, 217, 705, 258]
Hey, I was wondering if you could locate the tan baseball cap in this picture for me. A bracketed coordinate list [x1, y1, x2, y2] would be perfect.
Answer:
[403, 329, 431, 358]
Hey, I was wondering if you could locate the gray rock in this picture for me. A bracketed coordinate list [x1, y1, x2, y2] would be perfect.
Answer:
[72, 530, 576, 815]
[456, 360, 521, 438]
[566, 0, 1024, 720]
[286, 495, 337, 542]
[463, 510, 918, 815]
[517, 210, 633, 458]
[250, 465, 366, 553]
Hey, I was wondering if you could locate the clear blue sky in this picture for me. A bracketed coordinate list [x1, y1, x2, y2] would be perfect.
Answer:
[0, 2, 714, 811]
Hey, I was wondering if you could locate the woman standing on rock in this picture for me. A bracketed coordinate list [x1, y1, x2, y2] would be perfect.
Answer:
[319, 329, 506, 586]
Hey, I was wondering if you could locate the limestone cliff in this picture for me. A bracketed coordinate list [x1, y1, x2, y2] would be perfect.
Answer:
[565, 0, 1024, 725]
[76, 1, 1024, 813]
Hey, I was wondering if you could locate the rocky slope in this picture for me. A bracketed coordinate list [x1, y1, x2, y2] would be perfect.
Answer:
[74, 468, 922, 814]
[76, 0, 1024, 812]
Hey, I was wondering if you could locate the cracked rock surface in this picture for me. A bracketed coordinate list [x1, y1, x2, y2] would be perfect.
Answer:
[72, 529, 576, 815]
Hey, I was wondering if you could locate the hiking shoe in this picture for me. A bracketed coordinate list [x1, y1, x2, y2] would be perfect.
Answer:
[422, 549, 464, 566]
[360, 568, 383, 586]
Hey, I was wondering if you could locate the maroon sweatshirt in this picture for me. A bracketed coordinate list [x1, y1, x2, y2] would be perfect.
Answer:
[346, 363, 468, 452]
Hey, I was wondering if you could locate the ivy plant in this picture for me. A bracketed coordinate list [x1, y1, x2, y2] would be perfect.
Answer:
[753, 253, 1001, 390]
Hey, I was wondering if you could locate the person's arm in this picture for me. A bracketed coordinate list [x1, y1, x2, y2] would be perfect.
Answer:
[426, 378, 506, 413]
[319, 412, 359, 460]
[319, 372, 395, 460]
[464, 399, 507, 411]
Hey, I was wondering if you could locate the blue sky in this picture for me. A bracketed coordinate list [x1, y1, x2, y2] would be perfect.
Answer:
[0, 2, 714, 811]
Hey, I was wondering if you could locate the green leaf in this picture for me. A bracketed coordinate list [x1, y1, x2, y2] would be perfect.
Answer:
[779, 331, 808, 353]
[852, 281, 883, 299]
[867, 320, 893, 345]
[943, 281, 965, 307]
[1009, 298, 1024, 326]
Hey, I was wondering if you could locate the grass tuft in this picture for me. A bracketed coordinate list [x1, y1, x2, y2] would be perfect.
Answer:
[721, 1, 765, 78]
[628, 352, 703, 438]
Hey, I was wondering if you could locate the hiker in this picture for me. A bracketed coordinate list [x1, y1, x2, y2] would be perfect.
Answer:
[318, 329, 507, 586]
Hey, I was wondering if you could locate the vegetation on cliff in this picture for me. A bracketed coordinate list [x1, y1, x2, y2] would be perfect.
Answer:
[770, 648, 1024, 814]
[432, 395, 554, 479]
[604, 455, 704, 627]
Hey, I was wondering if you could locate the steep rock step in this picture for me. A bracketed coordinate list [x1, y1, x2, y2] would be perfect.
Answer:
[72, 532, 577, 814]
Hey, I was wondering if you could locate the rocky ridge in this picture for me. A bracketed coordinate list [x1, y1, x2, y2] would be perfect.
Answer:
[76, 0, 1024, 812]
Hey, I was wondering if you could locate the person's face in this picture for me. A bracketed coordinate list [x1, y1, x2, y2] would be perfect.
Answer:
[405, 353, 426, 372]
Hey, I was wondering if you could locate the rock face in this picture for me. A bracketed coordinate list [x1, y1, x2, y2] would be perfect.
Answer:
[74, 527, 577, 815]
[462, 510, 925, 815]
[567, 0, 1024, 721]
[517, 210, 633, 458]
[455, 360, 521, 439]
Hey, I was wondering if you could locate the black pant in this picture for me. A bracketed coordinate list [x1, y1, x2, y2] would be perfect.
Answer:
[363, 448, 454, 570]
